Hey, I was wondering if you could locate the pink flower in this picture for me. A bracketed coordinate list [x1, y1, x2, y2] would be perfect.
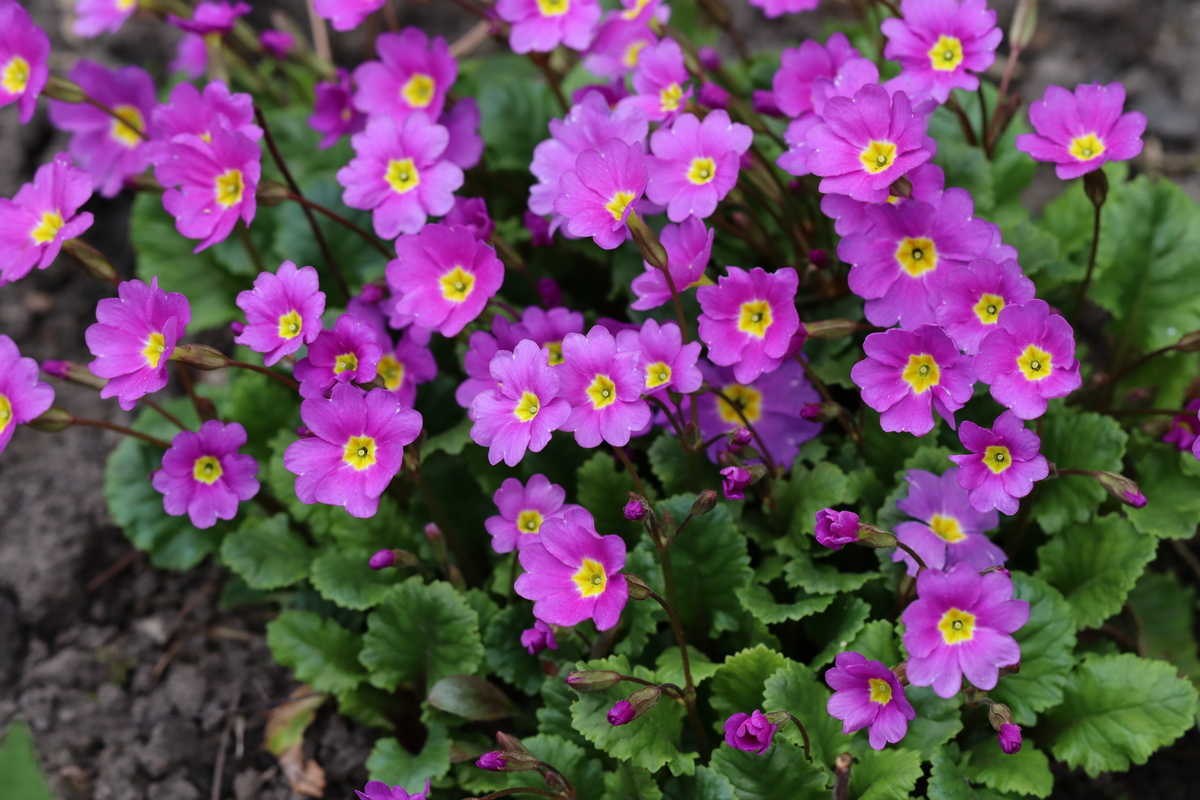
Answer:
[338, 113, 464, 239]
[439, 98, 484, 170]
[616, 318, 703, 398]
[851, 325, 975, 436]
[496, 0, 602, 54]
[998, 723, 1022, 755]
[935, 258, 1036, 354]
[975, 300, 1082, 419]
[284, 384, 423, 519]
[723, 710, 777, 754]
[514, 506, 629, 630]
[148, 80, 262, 165]
[260, 30, 295, 59]
[294, 314, 383, 399]
[387, 224, 505, 336]
[485, 474, 579, 553]
[85, 277, 190, 411]
[0, 335, 55, 455]
[617, 38, 692, 123]
[950, 411, 1050, 515]
[521, 620, 558, 655]
[151, 421, 260, 529]
[559, 325, 651, 448]
[697, 266, 800, 384]
[777, 58, 880, 177]
[353, 28, 457, 122]
[772, 33, 863, 119]
[313, 0, 385, 32]
[356, 780, 430, 800]
[819, 162, 945, 237]
[815, 508, 859, 550]
[168, 1, 249, 35]
[631, 216, 713, 310]
[377, 330, 437, 407]
[881, 0, 1002, 105]
[171, 34, 208, 80]
[0, 2, 50, 124]
[469, 340, 572, 467]
[900, 565, 1029, 698]
[234, 261, 326, 367]
[74, 0, 140, 37]
[1016, 83, 1146, 180]
[889, 468, 1003, 576]
[746, 0, 819, 19]
[0, 153, 94, 286]
[443, 196, 495, 241]
[720, 466, 752, 500]
[555, 138, 648, 250]
[825, 652, 916, 750]
[646, 110, 753, 222]
[1164, 400, 1200, 452]
[582, 1, 662, 78]
[310, 68, 366, 150]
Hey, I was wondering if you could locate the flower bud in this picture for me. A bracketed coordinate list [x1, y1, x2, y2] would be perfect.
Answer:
[475, 750, 540, 772]
[891, 660, 909, 686]
[1084, 168, 1109, 208]
[229, 320, 246, 336]
[624, 572, 653, 601]
[997, 723, 1023, 754]
[1094, 471, 1147, 508]
[520, 620, 557, 655]
[626, 213, 668, 271]
[42, 360, 108, 390]
[27, 407, 73, 433]
[815, 509, 860, 551]
[1009, 0, 1038, 51]
[425, 522, 447, 562]
[256, 178, 291, 207]
[608, 685, 660, 726]
[720, 467, 752, 500]
[62, 239, 117, 283]
[889, 176, 914, 199]
[495, 732, 529, 753]
[43, 75, 85, 103]
[698, 45, 722, 71]
[803, 318, 858, 340]
[987, 702, 1015, 731]
[566, 670, 625, 692]
[369, 549, 396, 570]
[855, 524, 899, 549]
[537, 277, 562, 308]
[800, 402, 842, 423]
[624, 496, 648, 521]
[698, 82, 729, 110]
[808, 248, 828, 269]
[751, 89, 782, 118]
[170, 343, 231, 370]
[690, 489, 719, 516]
[728, 427, 754, 448]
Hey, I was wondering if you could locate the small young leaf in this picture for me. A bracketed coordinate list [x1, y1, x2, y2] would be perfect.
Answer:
[427, 675, 517, 720]
[849, 746, 922, 800]
[221, 513, 316, 590]
[266, 610, 367, 694]
[0, 721, 52, 800]
[962, 739, 1053, 799]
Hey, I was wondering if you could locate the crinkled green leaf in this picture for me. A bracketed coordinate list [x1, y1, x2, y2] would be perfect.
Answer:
[660, 494, 752, 636]
[458, 734, 604, 800]
[309, 547, 398, 611]
[577, 452, 640, 537]
[227, 369, 301, 462]
[845, 621, 901, 668]
[266, 610, 366, 694]
[662, 767, 737, 800]
[849, 746, 922, 800]
[807, 596, 872, 668]
[0, 721, 52, 800]
[1034, 407, 1128, 534]
[615, 543, 666, 658]
[483, 603, 547, 696]
[927, 747, 1015, 800]
[710, 646, 787, 723]
[962, 739, 1053, 798]
[655, 646, 719, 689]
[463, 56, 561, 174]
[774, 462, 850, 542]
[901, 686, 962, 760]
[1126, 443, 1200, 539]
[538, 672, 589, 747]
[761, 659, 849, 769]
[783, 548, 877, 595]
[366, 725, 451, 789]
[221, 513, 315, 590]
[647, 433, 720, 497]
[360, 577, 484, 690]
[708, 740, 828, 800]
[737, 583, 836, 625]
[603, 763, 665, 800]
[1128, 571, 1200, 688]
[1036, 514, 1156, 629]
[1045, 653, 1199, 777]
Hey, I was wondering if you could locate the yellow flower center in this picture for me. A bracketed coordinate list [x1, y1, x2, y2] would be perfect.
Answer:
[1017, 344, 1053, 381]
[983, 445, 1012, 474]
[546, 341, 565, 366]
[514, 390, 541, 422]
[536, 0, 570, 16]
[385, 158, 421, 195]
[587, 374, 618, 410]
[333, 353, 359, 374]
[192, 455, 223, 485]
[0, 393, 12, 434]
[439, 265, 476, 303]
[1, 56, 30, 95]
[621, 0, 652, 18]
[117, 0, 136, 9]
[929, 513, 966, 543]
[277, 309, 303, 340]
[604, 190, 637, 222]
[572, 557, 608, 597]
[902, 353, 940, 394]
[110, 104, 145, 149]
[973, 292, 1005, 325]
[518, 509, 544, 534]
[645, 361, 672, 389]
[30, 211, 65, 245]
[401, 73, 436, 108]
[214, 169, 245, 208]
[737, 300, 773, 338]
[660, 83, 684, 112]
[623, 40, 649, 68]
[378, 354, 404, 391]
[1069, 133, 1106, 162]
[927, 34, 965, 72]
[343, 435, 377, 470]
[859, 140, 897, 174]
[868, 677, 893, 705]
[895, 237, 938, 277]
[716, 383, 763, 425]
[142, 332, 167, 368]
[686, 156, 716, 186]
[938, 607, 977, 645]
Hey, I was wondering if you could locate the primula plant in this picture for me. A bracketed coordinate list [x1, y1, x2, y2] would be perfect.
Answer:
[7, 0, 1200, 797]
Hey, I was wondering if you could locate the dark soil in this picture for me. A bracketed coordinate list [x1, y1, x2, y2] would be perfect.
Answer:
[1, 1, 1198, 798]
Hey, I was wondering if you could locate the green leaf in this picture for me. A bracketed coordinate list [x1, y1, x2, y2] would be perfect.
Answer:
[1126, 443, 1200, 539]
[708, 741, 829, 800]
[366, 725, 451, 789]
[761, 660, 850, 768]
[1036, 514, 1156, 629]
[266, 610, 367, 694]
[1127, 571, 1200, 689]
[845, 621, 900, 668]
[655, 646, 720, 688]
[774, 462, 850, 542]
[360, 577, 485, 690]
[1033, 407, 1127, 534]
[736, 583, 836, 626]
[806, 596, 872, 669]
[614, 543, 666, 658]
[483, 603, 547, 696]
[927, 747, 1015, 800]
[427, 675, 517, 720]
[221, 513, 315, 590]
[603, 763, 665, 800]
[538, 674, 589, 747]
[662, 767, 737, 800]
[988, 573, 1077, 725]
[577, 452, 640, 536]
[0, 721, 52, 800]
[849, 747, 922, 800]
[308, 547, 399, 611]
[660, 494, 753, 636]
[464, 56, 561, 174]
[1045, 653, 1199, 777]
[226, 369, 300, 462]
[901, 686, 963, 761]
[962, 740, 1053, 798]
[710, 646, 787, 723]
[570, 655, 695, 776]
[647, 433, 721, 496]
[782, 548, 877, 595]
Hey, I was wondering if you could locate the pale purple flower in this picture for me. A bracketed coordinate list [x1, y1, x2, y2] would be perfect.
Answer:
[723, 710, 776, 754]
[439, 98, 483, 170]
[313, 0, 385, 32]
[1016, 83, 1146, 180]
[697, 266, 800, 384]
[294, 314, 383, 399]
[555, 138, 647, 250]
[386, 224, 504, 336]
[559, 325, 651, 448]
[815, 508, 859, 550]
[234, 261, 326, 367]
[615, 318, 702, 398]
[881, 0, 1002, 105]
[890, 468, 1003, 576]
[0, 153, 94, 286]
[485, 474, 578, 553]
[353, 28, 457, 122]
[521, 620, 558, 655]
[950, 410, 1050, 515]
[377, 330, 437, 407]
[74, 0, 139, 38]
[1164, 400, 1200, 452]
[469, 340, 571, 467]
[157, 125, 261, 252]
[168, 1, 249, 35]
[720, 466, 751, 500]
[171, 34, 208, 81]
[0, 2, 50, 124]
[151, 421, 259, 529]
[747, 0, 819, 19]
[0, 335, 55, 454]
[646, 110, 753, 221]
[618, 37, 692, 123]
[935, 258, 1035, 354]
[497, 0, 602, 54]
[975, 300, 1082, 420]
[631, 215, 714, 310]
[772, 33, 863, 119]
[443, 196, 495, 241]
[310, 68, 366, 150]
[825, 652, 916, 750]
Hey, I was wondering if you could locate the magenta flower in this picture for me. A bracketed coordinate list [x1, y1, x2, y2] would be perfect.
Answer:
[559, 326, 651, 448]
[456, 321, 534, 408]
[521, 620, 559, 655]
[0, 153, 94, 286]
[439, 98, 484, 170]
[582, 2, 661, 78]
[851, 325, 975, 437]
[631, 216, 714, 310]
[310, 68, 366, 150]
[522, 306, 586, 366]
[443, 196, 495, 241]
[890, 468, 1003, 576]
[168, 1, 249, 34]
[386, 224, 504, 336]
[615, 319, 703, 399]
[935, 258, 1035, 354]
[747, 0, 819, 18]
[74, 0, 139, 37]
[815, 508, 860, 550]
[998, 724, 1022, 755]
[975, 300, 1082, 419]
[949, 411, 1050, 516]
[338, 113, 463, 239]
[378, 331, 437, 407]
[820, 161, 946, 237]
[773, 33, 863, 119]
[497, 0, 602, 54]
[294, 314, 383, 399]
[825, 652, 916, 750]
[555, 138, 648, 250]
[777, 58, 880, 177]
[881, 0, 1002, 105]
[645, 110, 753, 222]
[148, 80, 261, 164]
[285, 384, 422, 519]
[156, 125, 261, 253]
[1164, 400, 1200, 452]
[805, 84, 936, 202]
[86, 277, 190, 411]
[720, 466, 752, 500]
[234, 261, 326, 367]
[313, 0, 385, 32]
[901, 564, 1029, 698]
[260, 30, 295, 59]
[0, 2, 50, 124]
[48, 61, 157, 198]
[697, 266, 800, 384]
[618, 38, 692, 123]
[0, 335, 55, 454]
[356, 780, 430, 800]
[723, 710, 777, 754]
[485, 474, 577, 553]
[171, 34, 208, 80]
[353, 28, 457, 122]
[469, 340, 571, 467]
[151, 421, 259, 529]
[514, 506, 629, 630]
[1016, 83, 1146, 180]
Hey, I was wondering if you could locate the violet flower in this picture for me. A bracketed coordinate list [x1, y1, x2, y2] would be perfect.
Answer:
[697, 266, 800, 384]
[310, 68, 366, 150]
[615, 318, 703, 398]
[152, 421, 260, 529]
[293, 314, 383, 399]
[554, 138, 648, 250]
[825, 652, 916, 750]
[646, 110, 753, 222]
[234, 261, 326, 367]
[0, 153, 94, 286]
[485, 474, 579, 553]
[890, 468, 1004, 576]
[618, 37, 692, 123]
[353, 28, 457, 122]
[497, 0, 602, 54]
[1016, 82, 1146, 180]
[313, 0, 385, 32]
[935, 258, 1036, 354]
[168, 1, 249, 35]
[469, 340, 572, 467]
[387, 224, 504, 337]
[949, 410, 1050, 515]
[559, 325, 651, 448]
[0, 335, 55, 455]
[746, 0, 819, 19]
[881, 0, 1002, 105]
[630, 215, 714, 311]
[815, 508, 860, 550]
[356, 779, 430, 800]
[723, 710, 777, 754]
[74, 0, 140, 38]
[975, 300, 1082, 420]
[521, 620, 558, 655]
[0, 2, 50, 123]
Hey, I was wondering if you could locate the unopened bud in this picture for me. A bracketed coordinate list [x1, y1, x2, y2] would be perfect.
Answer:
[698, 82, 729, 110]
[42, 360, 108, 390]
[1094, 471, 1147, 508]
[296, 426, 314, 438]
[543, 770, 569, 794]
[28, 407, 73, 433]
[891, 661, 909, 686]
[624, 573, 653, 601]
[889, 176, 913, 199]
[997, 723, 1022, 754]
[626, 213, 668, 270]
[803, 318, 858, 340]
[698, 45, 722, 71]
[690, 489, 719, 517]
[495, 732, 529, 754]
[608, 685, 660, 726]
[256, 178, 291, 207]
[855, 523, 899, 549]
[729, 427, 754, 448]
[720, 467, 752, 500]
[43, 75, 85, 103]
[751, 89, 782, 118]
[624, 496, 648, 521]
[475, 750, 540, 772]
[425, 522, 447, 562]
[566, 670, 624, 692]
[170, 344, 231, 370]
[987, 703, 1015, 730]
[1009, 0, 1038, 51]
[1084, 168, 1108, 208]
[229, 320, 246, 336]
[808, 248, 828, 269]
[762, 709, 792, 726]
[1174, 331, 1200, 353]
[62, 239, 117, 283]
[800, 402, 842, 423]
[369, 549, 396, 570]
